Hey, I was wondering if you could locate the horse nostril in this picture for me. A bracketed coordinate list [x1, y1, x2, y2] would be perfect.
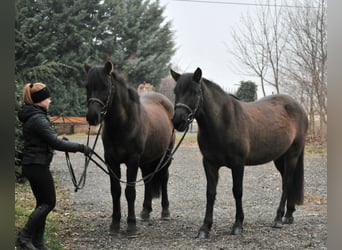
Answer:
[171, 112, 188, 132]
[86, 112, 100, 126]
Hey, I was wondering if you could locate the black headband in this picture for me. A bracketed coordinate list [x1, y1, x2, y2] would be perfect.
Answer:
[31, 87, 51, 103]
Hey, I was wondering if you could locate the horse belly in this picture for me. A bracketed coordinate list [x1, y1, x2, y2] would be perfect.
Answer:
[245, 135, 293, 165]
[141, 108, 174, 162]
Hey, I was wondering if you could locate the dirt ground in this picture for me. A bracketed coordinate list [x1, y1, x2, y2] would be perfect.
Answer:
[51, 135, 327, 249]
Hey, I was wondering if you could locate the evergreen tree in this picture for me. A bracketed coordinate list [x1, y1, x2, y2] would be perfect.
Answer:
[97, 0, 175, 87]
[15, 0, 102, 116]
[15, 0, 175, 177]
[15, 0, 102, 180]
[235, 81, 258, 102]
[16, 0, 175, 113]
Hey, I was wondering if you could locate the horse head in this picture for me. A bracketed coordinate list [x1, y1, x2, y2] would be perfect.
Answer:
[84, 61, 114, 126]
[170, 67, 202, 131]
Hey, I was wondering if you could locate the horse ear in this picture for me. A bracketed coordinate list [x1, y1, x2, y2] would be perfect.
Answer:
[104, 61, 113, 75]
[193, 67, 202, 83]
[84, 63, 91, 73]
[170, 69, 180, 81]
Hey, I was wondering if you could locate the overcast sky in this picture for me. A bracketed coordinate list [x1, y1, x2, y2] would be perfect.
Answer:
[159, 0, 259, 93]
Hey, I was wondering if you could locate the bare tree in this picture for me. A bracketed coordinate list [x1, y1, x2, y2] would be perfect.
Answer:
[229, 0, 290, 96]
[229, 13, 269, 96]
[283, 0, 327, 137]
[157, 76, 176, 104]
[228, 0, 327, 140]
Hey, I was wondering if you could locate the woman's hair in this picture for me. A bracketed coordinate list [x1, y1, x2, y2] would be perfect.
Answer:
[23, 82, 51, 104]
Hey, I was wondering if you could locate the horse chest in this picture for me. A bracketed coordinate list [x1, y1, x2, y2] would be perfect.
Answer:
[102, 131, 144, 161]
[198, 133, 245, 167]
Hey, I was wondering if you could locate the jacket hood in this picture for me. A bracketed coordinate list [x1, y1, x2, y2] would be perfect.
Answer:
[18, 104, 47, 123]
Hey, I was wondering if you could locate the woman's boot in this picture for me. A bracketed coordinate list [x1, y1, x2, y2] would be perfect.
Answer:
[16, 204, 50, 250]
[32, 221, 50, 250]
[15, 228, 37, 250]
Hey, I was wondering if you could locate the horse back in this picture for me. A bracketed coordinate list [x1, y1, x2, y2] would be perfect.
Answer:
[140, 92, 174, 119]
[239, 94, 308, 164]
[139, 92, 175, 162]
[247, 94, 308, 132]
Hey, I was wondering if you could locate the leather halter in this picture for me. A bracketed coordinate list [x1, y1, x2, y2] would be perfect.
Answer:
[174, 89, 202, 124]
[87, 75, 114, 118]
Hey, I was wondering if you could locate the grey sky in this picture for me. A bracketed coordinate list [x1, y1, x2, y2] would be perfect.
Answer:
[159, 0, 258, 93]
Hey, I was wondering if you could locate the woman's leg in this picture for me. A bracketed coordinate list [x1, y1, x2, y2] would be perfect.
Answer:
[17, 165, 56, 250]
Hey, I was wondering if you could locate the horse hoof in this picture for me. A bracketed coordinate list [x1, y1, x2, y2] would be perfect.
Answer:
[161, 210, 171, 220]
[126, 225, 137, 238]
[109, 223, 120, 235]
[126, 230, 137, 238]
[283, 216, 294, 224]
[140, 210, 150, 221]
[230, 226, 243, 235]
[196, 230, 209, 239]
[272, 220, 283, 228]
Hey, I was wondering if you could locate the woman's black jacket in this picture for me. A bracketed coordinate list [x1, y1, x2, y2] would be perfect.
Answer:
[18, 104, 84, 166]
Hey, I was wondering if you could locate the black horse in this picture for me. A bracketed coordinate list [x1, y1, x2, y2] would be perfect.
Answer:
[171, 67, 308, 238]
[85, 61, 175, 237]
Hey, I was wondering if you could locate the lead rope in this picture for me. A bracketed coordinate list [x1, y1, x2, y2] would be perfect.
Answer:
[65, 122, 103, 192]
[65, 115, 193, 190]
[87, 125, 190, 187]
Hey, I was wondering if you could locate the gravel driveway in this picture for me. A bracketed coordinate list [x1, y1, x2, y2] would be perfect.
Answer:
[51, 135, 327, 249]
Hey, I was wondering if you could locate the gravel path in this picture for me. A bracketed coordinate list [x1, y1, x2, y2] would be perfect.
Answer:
[51, 135, 327, 249]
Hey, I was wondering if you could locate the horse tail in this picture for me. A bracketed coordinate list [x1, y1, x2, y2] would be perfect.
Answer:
[150, 167, 169, 199]
[291, 148, 305, 205]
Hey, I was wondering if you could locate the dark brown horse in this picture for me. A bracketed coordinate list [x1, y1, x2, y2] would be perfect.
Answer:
[85, 61, 175, 237]
[171, 67, 308, 238]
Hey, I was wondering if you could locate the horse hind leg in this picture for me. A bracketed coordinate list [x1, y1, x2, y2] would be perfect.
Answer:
[140, 166, 153, 221]
[160, 164, 171, 220]
[283, 148, 304, 225]
[272, 147, 304, 228]
[140, 160, 171, 221]
[272, 157, 286, 228]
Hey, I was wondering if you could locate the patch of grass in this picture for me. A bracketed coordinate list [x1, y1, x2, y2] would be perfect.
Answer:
[175, 131, 198, 147]
[305, 144, 326, 156]
[15, 180, 76, 250]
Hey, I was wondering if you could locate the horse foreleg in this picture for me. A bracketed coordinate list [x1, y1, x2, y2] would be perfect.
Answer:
[230, 165, 245, 235]
[197, 158, 219, 239]
[125, 159, 139, 237]
[109, 164, 122, 236]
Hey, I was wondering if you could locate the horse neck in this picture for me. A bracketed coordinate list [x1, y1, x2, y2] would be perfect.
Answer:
[105, 87, 142, 128]
[196, 83, 237, 128]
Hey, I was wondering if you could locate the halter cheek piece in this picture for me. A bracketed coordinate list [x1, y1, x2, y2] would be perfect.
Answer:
[175, 92, 201, 124]
[87, 75, 114, 117]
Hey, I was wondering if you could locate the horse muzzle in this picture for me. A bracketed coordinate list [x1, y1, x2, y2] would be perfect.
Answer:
[172, 111, 189, 132]
[86, 103, 103, 126]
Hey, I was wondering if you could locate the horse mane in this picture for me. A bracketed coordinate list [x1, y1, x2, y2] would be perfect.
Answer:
[201, 78, 240, 100]
[110, 70, 140, 103]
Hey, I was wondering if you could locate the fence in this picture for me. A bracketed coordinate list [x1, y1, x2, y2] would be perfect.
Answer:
[50, 116, 100, 135]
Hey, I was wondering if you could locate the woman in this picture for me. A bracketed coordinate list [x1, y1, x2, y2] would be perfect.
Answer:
[16, 82, 91, 250]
